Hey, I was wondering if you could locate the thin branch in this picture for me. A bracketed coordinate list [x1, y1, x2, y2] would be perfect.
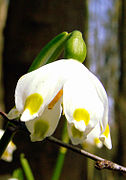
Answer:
[1, 111, 126, 173]
[47, 136, 126, 173]
[0, 111, 29, 132]
[0, 111, 9, 122]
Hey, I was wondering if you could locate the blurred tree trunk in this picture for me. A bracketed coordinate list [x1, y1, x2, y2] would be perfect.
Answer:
[0, 0, 8, 127]
[1, 0, 88, 179]
[87, 1, 119, 180]
[115, 0, 126, 179]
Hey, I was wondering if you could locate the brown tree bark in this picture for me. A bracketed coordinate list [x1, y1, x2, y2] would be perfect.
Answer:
[0, 0, 8, 127]
[115, 0, 126, 176]
[1, 0, 88, 179]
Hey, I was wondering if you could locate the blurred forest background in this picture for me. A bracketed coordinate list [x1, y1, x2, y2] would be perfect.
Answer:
[0, 0, 126, 179]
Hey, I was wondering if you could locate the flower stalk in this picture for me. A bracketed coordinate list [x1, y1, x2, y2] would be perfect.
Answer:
[20, 154, 35, 180]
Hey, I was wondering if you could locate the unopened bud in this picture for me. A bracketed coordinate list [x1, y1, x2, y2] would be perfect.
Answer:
[64, 30, 87, 63]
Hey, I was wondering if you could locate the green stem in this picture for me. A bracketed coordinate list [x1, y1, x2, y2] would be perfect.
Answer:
[51, 152, 66, 180]
[51, 120, 69, 180]
[0, 122, 16, 158]
[12, 168, 24, 180]
[20, 154, 35, 180]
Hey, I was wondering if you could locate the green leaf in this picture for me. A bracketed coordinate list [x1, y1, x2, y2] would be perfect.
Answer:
[28, 32, 69, 72]
[20, 154, 35, 180]
[64, 30, 87, 63]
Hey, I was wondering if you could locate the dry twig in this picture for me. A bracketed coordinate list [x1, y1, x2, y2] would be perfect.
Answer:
[47, 136, 126, 173]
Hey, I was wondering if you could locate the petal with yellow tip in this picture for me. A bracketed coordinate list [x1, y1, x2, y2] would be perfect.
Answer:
[63, 76, 104, 135]
[100, 124, 112, 149]
[26, 97, 62, 141]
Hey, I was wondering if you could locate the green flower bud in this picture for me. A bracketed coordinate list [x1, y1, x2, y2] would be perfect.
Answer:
[64, 30, 87, 63]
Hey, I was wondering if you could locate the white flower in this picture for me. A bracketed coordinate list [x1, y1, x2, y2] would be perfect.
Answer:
[63, 76, 105, 145]
[8, 59, 112, 149]
[0, 129, 16, 162]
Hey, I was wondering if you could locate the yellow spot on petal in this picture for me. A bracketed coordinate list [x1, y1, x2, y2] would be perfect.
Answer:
[33, 119, 49, 139]
[48, 89, 63, 109]
[71, 125, 83, 138]
[24, 93, 43, 115]
[2, 150, 12, 162]
[73, 108, 90, 125]
[3, 150, 9, 158]
[102, 124, 110, 138]
[94, 138, 101, 145]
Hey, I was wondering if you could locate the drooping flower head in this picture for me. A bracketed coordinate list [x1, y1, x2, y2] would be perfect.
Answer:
[0, 129, 16, 162]
[8, 59, 112, 149]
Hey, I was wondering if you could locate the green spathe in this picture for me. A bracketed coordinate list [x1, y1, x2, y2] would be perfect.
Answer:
[64, 30, 87, 63]
[28, 31, 69, 72]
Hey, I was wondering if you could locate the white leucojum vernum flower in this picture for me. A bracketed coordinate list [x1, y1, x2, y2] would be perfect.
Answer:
[0, 129, 16, 162]
[8, 59, 112, 149]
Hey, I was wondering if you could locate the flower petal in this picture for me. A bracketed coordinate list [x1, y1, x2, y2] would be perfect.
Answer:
[67, 122, 86, 145]
[15, 60, 67, 121]
[84, 123, 103, 148]
[63, 76, 104, 137]
[25, 98, 62, 141]
[87, 70, 109, 133]
[100, 124, 112, 149]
